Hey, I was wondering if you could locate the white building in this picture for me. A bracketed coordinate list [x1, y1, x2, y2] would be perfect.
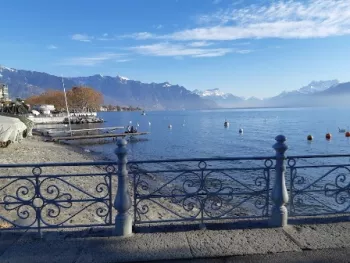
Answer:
[0, 83, 10, 102]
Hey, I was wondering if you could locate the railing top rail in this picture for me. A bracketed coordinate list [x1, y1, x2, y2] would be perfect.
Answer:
[287, 154, 350, 159]
[0, 161, 117, 168]
[128, 156, 276, 164]
[1, 154, 349, 168]
[0, 157, 276, 168]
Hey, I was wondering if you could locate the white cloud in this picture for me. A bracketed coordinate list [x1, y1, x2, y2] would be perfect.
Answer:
[234, 49, 253, 54]
[59, 53, 124, 66]
[154, 25, 163, 30]
[129, 42, 232, 58]
[122, 32, 155, 40]
[97, 37, 115, 41]
[124, 0, 350, 41]
[47, 45, 58, 49]
[71, 34, 94, 42]
[116, 59, 132, 63]
[183, 0, 350, 40]
[232, 42, 251, 46]
[187, 41, 213, 47]
[97, 33, 116, 41]
[212, 0, 221, 4]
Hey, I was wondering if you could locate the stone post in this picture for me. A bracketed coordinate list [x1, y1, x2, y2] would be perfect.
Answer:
[114, 138, 132, 236]
[269, 135, 289, 227]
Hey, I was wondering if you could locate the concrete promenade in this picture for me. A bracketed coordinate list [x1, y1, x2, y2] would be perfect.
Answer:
[0, 220, 349, 263]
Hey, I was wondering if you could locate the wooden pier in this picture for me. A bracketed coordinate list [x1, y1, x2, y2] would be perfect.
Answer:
[51, 132, 149, 142]
[45, 126, 124, 135]
[34, 126, 125, 136]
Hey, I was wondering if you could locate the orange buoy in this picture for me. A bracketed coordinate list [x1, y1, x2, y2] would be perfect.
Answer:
[326, 133, 332, 140]
[307, 135, 313, 141]
[346, 131, 350, 137]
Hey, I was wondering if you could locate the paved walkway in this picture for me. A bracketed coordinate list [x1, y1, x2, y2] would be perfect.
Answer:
[0, 221, 349, 263]
[133, 248, 350, 263]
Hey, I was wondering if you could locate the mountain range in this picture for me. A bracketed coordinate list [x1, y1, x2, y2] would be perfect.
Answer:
[194, 80, 350, 108]
[1, 65, 349, 109]
[0, 66, 215, 110]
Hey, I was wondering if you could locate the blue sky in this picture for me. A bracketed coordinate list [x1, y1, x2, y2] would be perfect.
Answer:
[1, 0, 350, 98]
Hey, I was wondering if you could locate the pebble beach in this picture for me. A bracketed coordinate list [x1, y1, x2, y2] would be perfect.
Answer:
[0, 136, 193, 228]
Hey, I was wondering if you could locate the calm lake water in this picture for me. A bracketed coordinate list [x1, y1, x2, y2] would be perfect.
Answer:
[71, 107, 350, 161]
[63, 107, 350, 215]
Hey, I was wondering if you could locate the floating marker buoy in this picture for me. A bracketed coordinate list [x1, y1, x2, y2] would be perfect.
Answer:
[148, 122, 151, 126]
[326, 133, 332, 140]
[224, 121, 229, 127]
[307, 135, 313, 141]
[346, 131, 350, 137]
[168, 124, 172, 129]
[239, 128, 243, 134]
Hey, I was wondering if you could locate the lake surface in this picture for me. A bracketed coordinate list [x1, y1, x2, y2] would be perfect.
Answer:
[73, 107, 350, 161]
[65, 107, 350, 215]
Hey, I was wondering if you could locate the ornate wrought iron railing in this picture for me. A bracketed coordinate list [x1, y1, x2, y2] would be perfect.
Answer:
[0, 161, 117, 235]
[287, 154, 350, 216]
[129, 157, 275, 226]
[1, 135, 349, 237]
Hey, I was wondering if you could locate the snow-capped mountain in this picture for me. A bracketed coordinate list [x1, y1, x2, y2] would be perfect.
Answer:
[162, 82, 172, 88]
[276, 80, 339, 98]
[266, 79, 350, 107]
[2, 64, 350, 109]
[0, 65, 216, 110]
[298, 80, 339, 94]
[116, 75, 129, 84]
[193, 88, 254, 107]
[194, 88, 243, 100]
[194, 88, 227, 98]
[0, 66, 17, 73]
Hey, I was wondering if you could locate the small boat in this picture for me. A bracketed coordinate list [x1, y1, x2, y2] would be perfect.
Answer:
[224, 120, 229, 127]
[338, 127, 346, 133]
[141, 111, 146, 116]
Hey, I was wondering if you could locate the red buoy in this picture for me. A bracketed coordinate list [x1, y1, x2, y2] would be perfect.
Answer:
[346, 131, 350, 137]
[326, 133, 332, 140]
[307, 135, 313, 141]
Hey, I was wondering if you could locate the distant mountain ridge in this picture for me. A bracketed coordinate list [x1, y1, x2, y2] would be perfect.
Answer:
[193, 88, 245, 108]
[298, 80, 339, 94]
[1, 65, 349, 109]
[273, 80, 339, 99]
[0, 66, 216, 110]
[195, 80, 349, 108]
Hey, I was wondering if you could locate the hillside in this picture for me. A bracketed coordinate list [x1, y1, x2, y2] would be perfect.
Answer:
[0, 66, 216, 110]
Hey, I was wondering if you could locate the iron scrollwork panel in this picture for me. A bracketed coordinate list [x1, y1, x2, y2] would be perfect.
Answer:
[288, 158, 350, 215]
[0, 165, 115, 231]
[131, 159, 273, 224]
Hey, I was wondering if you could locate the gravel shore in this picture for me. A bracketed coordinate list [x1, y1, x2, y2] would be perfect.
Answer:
[0, 137, 250, 231]
[0, 137, 184, 229]
[0, 136, 117, 228]
[0, 136, 104, 165]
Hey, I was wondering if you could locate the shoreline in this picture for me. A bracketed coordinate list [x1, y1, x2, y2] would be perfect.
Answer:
[0, 136, 117, 228]
[0, 136, 195, 227]
[0, 135, 107, 164]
